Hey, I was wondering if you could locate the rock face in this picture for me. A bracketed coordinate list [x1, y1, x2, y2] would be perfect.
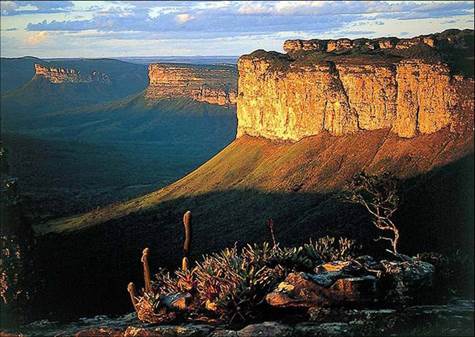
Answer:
[17, 300, 472, 336]
[34, 64, 111, 84]
[237, 30, 474, 141]
[282, 30, 463, 54]
[145, 64, 237, 106]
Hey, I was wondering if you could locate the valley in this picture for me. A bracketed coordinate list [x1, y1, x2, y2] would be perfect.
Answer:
[3, 133, 232, 220]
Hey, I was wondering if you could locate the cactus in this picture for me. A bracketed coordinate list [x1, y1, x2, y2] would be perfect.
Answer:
[141, 248, 151, 293]
[182, 257, 189, 271]
[266, 218, 277, 248]
[127, 282, 138, 311]
[183, 211, 192, 258]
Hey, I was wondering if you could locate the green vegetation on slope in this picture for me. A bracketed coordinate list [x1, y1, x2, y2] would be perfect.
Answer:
[1, 57, 148, 131]
[4, 93, 237, 143]
[0, 57, 148, 95]
[0, 56, 44, 93]
[40, 128, 473, 253]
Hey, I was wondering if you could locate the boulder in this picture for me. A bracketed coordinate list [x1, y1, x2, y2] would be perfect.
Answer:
[381, 259, 434, 303]
[306, 272, 342, 287]
[329, 276, 379, 303]
[75, 329, 123, 337]
[124, 325, 213, 337]
[265, 273, 331, 308]
[209, 330, 239, 337]
[266, 271, 380, 309]
[161, 292, 193, 311]
[237, 322, 293, 337]
[316, 260, 364, 275]
[294, 322, 354, 337]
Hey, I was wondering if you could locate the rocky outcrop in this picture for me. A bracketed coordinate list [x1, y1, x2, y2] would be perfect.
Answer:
[265, 258, 433, 310]
[237, 30, 474, 141]
[282, 30, 469, 54]
[10, 301, 472, 336]
[144, 64, 237, 106]
[34, 64, 111, 84]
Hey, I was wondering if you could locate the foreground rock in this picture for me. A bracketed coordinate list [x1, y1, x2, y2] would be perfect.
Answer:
[5, 301, 471, 337]
[381, 259, 435, 303]
[266, 257, 433, 310]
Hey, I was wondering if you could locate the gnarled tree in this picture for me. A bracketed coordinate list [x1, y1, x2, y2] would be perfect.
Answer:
[345, 172, 400, 254]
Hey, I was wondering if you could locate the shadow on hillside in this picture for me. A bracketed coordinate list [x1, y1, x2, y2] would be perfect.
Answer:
[32, 154, 474, 321]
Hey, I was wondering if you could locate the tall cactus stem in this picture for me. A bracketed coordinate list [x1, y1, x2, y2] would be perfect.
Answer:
[183, 211, 192, 257]
[141, 247, 151, 293]
[127, 282, 138, 311]
[182, 257, 189, 271]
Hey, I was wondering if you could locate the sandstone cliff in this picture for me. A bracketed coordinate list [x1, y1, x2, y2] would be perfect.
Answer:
[34, 64, 111, 84]
[283, 29, 471, 54]
[237, 30, 474, 140]
[145, 63, 237, 106]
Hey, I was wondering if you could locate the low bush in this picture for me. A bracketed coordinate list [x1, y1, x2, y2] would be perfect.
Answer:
[151, 237, 361, 322]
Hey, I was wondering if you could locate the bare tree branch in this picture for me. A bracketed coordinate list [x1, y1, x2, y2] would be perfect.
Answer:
[344, 172, 401, 254]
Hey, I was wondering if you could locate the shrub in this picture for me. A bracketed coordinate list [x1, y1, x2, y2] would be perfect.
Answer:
[149, 236, 361, 322]
[304, 236, 361, 263]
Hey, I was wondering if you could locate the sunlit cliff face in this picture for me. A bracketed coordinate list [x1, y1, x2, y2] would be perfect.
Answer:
[34, 64, 111, 84]
[237, 31, 474, 141]
[145, 64, 237, 106]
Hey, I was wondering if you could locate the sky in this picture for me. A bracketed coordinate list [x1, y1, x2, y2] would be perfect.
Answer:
[0, 1, 474, 58]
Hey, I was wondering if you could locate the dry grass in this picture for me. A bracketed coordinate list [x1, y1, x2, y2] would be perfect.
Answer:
[37, 123, 473, 236]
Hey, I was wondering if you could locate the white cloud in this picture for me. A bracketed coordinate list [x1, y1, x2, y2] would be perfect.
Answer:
[1, 1, 474, 57]
[26, 30, 48, 45]
[175, 13, 194, 24]
[238, 2, 269, 15]
[148, 6, 180, 19]
[274, 1, 325, 15]
[0, 1, 17, 15]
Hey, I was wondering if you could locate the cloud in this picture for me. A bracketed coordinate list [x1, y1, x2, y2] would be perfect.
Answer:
[238, 3, 269, 15]
[2, 1, 474, 57]
[23, 1, 474, 35]
[175, 13, 194, 24]
[26, 31, 48, 45]
[0, 1, 17, 15]
[2, 1, 73, 15]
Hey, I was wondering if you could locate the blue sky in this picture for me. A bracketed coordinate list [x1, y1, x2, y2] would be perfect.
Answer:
[1, 1, 474, 58]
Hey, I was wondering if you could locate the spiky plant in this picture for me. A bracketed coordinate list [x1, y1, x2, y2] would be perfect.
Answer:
[193, 243, 285, 322]
[303, 236, 361, 262]
[144, 236, 361, 323]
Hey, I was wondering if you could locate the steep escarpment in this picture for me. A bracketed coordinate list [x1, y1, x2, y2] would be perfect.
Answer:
[34, 64, 111, 84]
[282, 29, 474, 54]
[237, 30, 474, 141]
[145, 63, 237, 106]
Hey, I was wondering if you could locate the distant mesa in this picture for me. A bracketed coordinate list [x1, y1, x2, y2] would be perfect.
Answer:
[237, 29, 474, 141]
[34, 63, 111, 84]
[282, 29, 470, 54]
[145, 63, 237, 106]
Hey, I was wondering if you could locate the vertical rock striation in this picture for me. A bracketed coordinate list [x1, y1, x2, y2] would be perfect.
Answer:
[237, 30, 473, 141]
[34, 64, 111, 84]
[145, 64, 237, 106]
